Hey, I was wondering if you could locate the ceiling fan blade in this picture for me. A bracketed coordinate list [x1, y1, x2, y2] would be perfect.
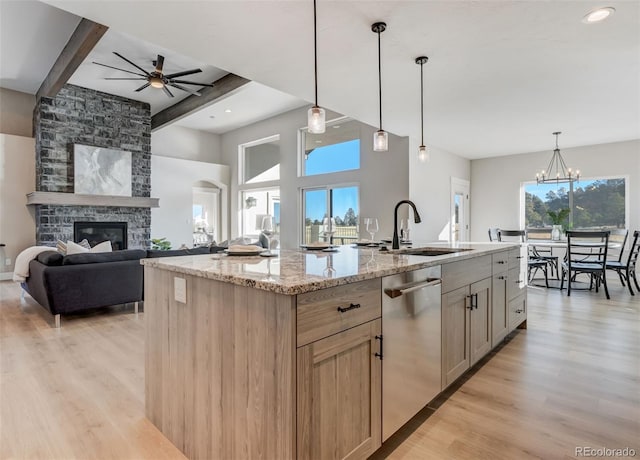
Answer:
[93, 61, 146, 77]
[170, 79, 214, 87]
[113, 51, 152, 76]
[104, 77, 147, 80]
[164, 68, 202, 79]
[168, 82, 201, 96]
[155, 54, 164, 73]
[163, 86, 175, 98]
[135, 82, 151, 92]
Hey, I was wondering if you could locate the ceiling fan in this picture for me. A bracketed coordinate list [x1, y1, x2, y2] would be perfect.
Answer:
[92, 52, 214, 98]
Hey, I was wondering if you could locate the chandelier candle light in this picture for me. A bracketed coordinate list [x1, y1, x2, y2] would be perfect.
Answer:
[416, 56, 429, 162]
[372, 22, 388, 152]
[307, 0, 326, 134]
[535, 132, 580, 185]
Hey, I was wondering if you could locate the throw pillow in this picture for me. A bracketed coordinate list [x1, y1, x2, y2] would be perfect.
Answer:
[56, 240, 67, 255]
[66, 240, 91, 255]
[59, 239, 91, 255]
[90, 240, 112, 253]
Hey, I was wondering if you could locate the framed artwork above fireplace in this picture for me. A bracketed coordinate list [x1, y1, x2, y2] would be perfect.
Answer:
[74, 144, 132, 196]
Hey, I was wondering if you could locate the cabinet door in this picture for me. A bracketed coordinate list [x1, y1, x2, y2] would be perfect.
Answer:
[442, 285, 471, 389]
[491, 273, 508, 347]
[470, 278, 492, 365]
[297, 320, 382, 460]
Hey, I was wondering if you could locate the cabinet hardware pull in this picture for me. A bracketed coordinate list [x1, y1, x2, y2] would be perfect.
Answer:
[473, 293, 479, 309]
[466, 295, 473, 310]
[516, 256, 524, 259]
[498, 275, 507, 280]
[515, 309, 523, 313]
[375, 335, 383, 360]
[337, 303, 360, 313]
[497, 260, 506, 264]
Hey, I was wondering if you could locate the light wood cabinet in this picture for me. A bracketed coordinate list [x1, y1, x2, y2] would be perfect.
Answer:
[508, 293, 527, 330]
[491, 251, 509, 346]
[442, 276, 492, 389]
[297, 319, 382, 460]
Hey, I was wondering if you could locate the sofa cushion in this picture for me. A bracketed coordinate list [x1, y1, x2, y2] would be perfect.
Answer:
[36, 251, 64, 266]
[146, 247, 211, 258]
[62, 249, 147, 265]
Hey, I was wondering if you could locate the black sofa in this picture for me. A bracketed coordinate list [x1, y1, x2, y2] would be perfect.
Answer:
[22, 246, 224, 327]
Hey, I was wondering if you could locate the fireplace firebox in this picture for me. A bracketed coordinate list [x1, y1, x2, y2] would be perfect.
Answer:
[74, 221, 128, 250]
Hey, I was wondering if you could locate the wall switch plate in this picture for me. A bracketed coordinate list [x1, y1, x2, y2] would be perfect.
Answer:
[5, 258, 10, 266]
[174, 277, 187, 303]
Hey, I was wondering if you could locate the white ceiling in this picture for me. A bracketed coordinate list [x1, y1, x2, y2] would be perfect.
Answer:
[41, 0, 640, 159]
[174, 81, 307, 134]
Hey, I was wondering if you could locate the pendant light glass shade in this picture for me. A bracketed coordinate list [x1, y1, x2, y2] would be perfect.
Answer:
[373, 130, 389, 152]
[372, 22, 388, 152]
[418, 145, 429, 162]
[308, 0, 326, 134]
[308, 106, 326, 133]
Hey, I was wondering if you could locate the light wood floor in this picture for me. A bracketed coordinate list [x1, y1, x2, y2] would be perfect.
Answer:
[1, 279, 638, 460]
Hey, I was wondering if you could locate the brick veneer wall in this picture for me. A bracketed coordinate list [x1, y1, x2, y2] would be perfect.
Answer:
[33, 84, 152, 248]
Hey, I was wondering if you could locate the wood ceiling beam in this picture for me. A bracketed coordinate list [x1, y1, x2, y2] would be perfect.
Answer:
[151, 73, 250, 131]
[36, 18, 108, 101]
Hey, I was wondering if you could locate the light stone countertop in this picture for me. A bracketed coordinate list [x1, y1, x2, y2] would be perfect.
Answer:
[141, 242, 519, 295]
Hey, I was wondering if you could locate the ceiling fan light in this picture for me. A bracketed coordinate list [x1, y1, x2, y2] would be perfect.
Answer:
[373, 130, 388, 152]
[150, 76, 164, 88]
[308, 106, 326, 133]
[418, 145, 429, 162]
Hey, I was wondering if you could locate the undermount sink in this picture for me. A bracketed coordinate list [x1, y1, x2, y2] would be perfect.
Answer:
[402, 247, 473, 257]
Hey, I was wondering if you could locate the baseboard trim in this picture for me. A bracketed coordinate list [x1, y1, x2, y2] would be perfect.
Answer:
[0, 272, 13, 281]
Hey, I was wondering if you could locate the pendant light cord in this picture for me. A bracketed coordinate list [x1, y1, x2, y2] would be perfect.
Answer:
[313, 0, 318, 107]
[377, 29, 382, 130]
[420, 62, 424, 145]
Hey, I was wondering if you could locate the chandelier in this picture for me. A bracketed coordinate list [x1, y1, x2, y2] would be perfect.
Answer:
[536, 131, 580, 185]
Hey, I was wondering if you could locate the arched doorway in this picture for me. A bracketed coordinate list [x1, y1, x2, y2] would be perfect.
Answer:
[192, 180, 222, 246]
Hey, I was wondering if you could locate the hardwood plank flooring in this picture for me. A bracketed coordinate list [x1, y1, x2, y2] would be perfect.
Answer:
[1, 279, 638, 459]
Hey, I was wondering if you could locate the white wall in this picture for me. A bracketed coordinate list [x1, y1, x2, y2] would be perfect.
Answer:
[409, 139, 471, 242]
[220, 106, 410, 248]
[151, 155, 229, 249]
[152, 125, 223, 163]
[0, 134, 35, 278]
[0, 88, 34, 138]
[470, 139, 640, 242]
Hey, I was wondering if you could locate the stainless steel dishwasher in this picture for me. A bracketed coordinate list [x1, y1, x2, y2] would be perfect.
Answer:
[381, 265, 442, 441]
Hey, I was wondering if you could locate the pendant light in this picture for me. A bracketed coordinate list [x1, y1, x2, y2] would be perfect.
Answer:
[371, 22, 388, 151]
[307, 0, 326, 133]
[535, 132, 580, 184]
[416, 56, 429, 162]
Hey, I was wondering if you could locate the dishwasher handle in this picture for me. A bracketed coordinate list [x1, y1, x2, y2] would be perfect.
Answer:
[384, 278, 442, 298]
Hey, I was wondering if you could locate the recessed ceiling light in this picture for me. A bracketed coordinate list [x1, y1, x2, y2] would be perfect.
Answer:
[332, 125, 341, 129]
[315, 140, 322, 144]
[224, 108, 232, 113]
[582, 7, 615, 23]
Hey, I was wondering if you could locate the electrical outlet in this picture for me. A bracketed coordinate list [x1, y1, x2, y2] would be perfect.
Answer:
[4, 258, 10, 266]
[174, 277, 187, 303]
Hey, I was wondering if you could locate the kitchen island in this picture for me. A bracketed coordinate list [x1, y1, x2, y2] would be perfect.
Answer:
[142, 242, 526, 460]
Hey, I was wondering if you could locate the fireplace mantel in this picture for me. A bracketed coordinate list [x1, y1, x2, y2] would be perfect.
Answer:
[26, 192, 159, 208]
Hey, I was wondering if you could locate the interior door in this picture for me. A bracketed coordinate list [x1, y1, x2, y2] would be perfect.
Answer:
[451, 177, 470, 242]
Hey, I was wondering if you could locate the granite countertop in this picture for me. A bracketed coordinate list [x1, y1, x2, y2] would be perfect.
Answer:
[141, 242, 519, 295]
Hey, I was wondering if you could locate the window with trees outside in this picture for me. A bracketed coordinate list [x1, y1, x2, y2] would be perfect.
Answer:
[303, 186, 359, 244]
[524, 177, 626, 230]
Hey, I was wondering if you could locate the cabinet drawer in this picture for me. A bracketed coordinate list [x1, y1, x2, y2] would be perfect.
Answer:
[508, 247, 525, 269]
[296, 278, 381, 347]
[442, 255, 491, 294]
[492, 251, 509, 274]
[508, 293, 527, 330]
[507, 267, 525, 300]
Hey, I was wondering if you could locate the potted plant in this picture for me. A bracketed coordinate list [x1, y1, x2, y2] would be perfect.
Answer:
[151, 238, 172, 250]
[547, 209, 570, 241]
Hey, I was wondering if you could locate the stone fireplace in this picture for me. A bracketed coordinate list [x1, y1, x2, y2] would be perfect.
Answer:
[32, 84, 154, 248]
[74, 221, 128, 250]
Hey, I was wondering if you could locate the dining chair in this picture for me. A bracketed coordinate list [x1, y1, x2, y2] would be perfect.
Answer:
[606, 230, 639, 295]
[498, 229, 548, 288]
[561, 230, 610, 299]
[526, 228, 559, 279]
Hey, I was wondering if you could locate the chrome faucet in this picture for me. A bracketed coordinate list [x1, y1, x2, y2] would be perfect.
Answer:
[392, 200, 422, 250]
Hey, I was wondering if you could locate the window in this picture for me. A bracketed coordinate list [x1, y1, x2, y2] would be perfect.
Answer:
[240, 135, 280, 184]
[524, 177, 627, 230]
[301, 118, 360, 176]
[303, 185, 359, 244]
[241, 188, 280, 237]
